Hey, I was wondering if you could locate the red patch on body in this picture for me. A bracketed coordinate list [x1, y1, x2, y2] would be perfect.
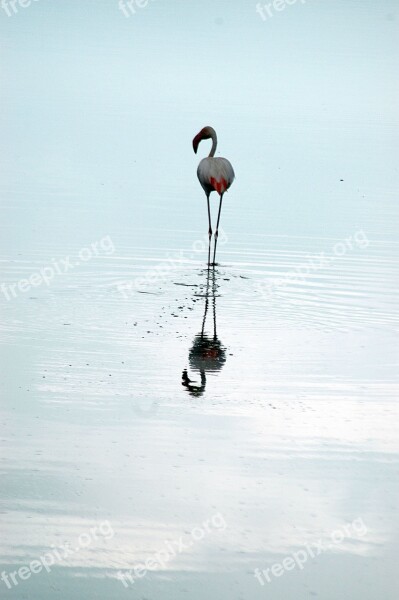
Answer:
[210, 177, 228, 195]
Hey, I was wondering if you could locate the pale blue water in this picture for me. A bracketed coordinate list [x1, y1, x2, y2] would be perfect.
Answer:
[1, 1, 398, 599]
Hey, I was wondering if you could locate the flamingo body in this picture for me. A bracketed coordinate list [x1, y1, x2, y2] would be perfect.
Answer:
[197, 157, 235, 196]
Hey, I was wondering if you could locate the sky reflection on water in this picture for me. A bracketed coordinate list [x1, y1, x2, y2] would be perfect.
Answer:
[1, 1, 398, 599]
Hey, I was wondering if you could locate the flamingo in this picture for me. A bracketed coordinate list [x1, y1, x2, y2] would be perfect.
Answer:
[192, 126, 235, 265]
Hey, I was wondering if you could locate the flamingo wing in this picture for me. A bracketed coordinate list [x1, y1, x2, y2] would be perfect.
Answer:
[197, 157, 235, 196]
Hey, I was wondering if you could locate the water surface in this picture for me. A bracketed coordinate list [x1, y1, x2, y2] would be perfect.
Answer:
[1, 1, 398, 599]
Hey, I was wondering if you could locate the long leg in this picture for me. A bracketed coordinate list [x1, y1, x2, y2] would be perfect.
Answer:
[207, 195, 212, 239]
[207, 194, 212, 267]
[212, 193, 224, 265]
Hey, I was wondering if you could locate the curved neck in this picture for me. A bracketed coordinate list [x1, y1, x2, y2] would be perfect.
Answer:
[209, 130, 217, 157]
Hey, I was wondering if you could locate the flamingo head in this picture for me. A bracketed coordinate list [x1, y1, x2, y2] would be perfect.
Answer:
[192, 126, 215, 154]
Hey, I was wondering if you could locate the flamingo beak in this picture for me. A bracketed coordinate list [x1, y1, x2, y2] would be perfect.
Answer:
[192, 133, 201, 154]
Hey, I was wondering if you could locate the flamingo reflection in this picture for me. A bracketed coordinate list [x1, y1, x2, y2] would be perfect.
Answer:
[182, 267, 226, 396]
